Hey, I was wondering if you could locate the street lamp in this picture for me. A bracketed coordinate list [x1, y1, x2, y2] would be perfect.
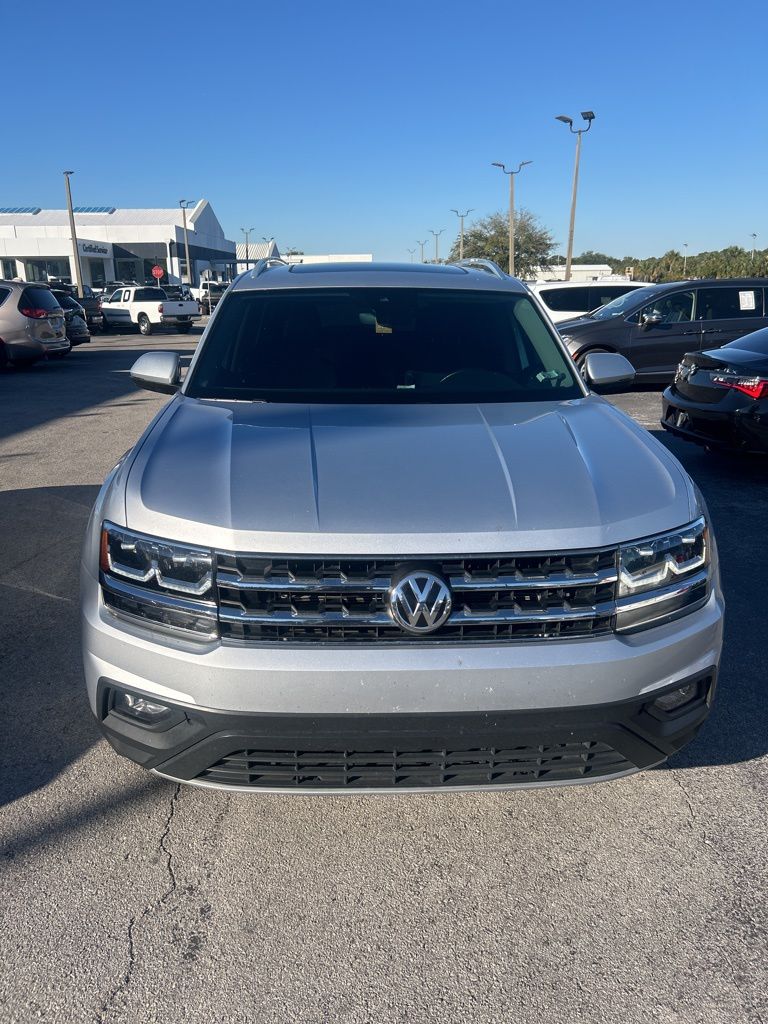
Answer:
[683, 242, 688, 277]
[555, 110, 595, 281]
[417, 239, 428, 263]
[63, 171, 84, 298]
[491, 161, 532, 276]
[751, 233, 757, 264]
[406, 247, 417, 262]
[179, 199, 195, 287]
[429, 228, 445, 263]
[450, 208, 474, 261]
[241, 226, 254, 267]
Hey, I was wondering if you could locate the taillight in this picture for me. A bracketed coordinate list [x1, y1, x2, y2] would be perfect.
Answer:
[20, 307, 54, 319]
[712, 375, 768, 400]
[158, 304, 164, 313]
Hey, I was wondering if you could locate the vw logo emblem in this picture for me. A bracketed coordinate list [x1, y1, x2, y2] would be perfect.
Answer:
[388, 570, 452, 635]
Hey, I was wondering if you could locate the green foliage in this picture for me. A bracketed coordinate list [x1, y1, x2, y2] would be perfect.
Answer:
[447, 209, 557, 280]
[630, 246, 768, 282]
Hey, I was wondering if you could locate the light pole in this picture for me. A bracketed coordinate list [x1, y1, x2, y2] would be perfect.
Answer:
[179, 199, 195, 287]
[491, 161, 531, 276]
[417, 239, 428, 263]
[751, 233, 757, 264]
[429, 228, 445, 263]
[555, 111, 595, 281]
[406, 247, 416, 262]
[450, 208, 474, 261]
[63, 171, 84, 298]
[241, 227, 254, 267]
[683, 242, 688, 277]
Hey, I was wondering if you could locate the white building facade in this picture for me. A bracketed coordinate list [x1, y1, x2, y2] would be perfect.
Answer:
[0, 200, 236, 288]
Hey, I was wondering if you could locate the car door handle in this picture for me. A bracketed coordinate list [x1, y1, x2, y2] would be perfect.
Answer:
[701, 328, 724, 333]
[682, 330, 700, 335]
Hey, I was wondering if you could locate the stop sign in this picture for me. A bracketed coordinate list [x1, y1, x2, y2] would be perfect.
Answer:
[151, 265, 164, 280]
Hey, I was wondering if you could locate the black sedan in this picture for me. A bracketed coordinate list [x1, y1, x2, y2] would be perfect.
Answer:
[662, 327, 768, 453]
[51, 290, 91, 349]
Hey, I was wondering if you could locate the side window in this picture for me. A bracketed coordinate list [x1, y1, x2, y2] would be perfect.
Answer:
[640, 291, 694, 325]
[122, 290, 131, 302]
[0, 287, 10, 307]
[541, 287, 590, 311]
[108, 290, 122, 302]
[696, 287, 762, 320]
[588, 285, 632, 308]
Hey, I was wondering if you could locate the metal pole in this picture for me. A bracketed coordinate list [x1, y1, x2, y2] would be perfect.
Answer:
[683, 243, 688, 276]
[430, 229, 444, 263]
[407, 248, 416, 262]
[417, 240, 427, 263]
[63, 171, 84, 298]
[751, 234, 757, 263]
[564, 131, 582, 282]
[180, 200, 194, 287]
[508, 172, 515, 277]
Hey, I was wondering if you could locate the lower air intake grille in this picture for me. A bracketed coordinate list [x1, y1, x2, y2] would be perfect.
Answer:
[197, 741, 630, 788]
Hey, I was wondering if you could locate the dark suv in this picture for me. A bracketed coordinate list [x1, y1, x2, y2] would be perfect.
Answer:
[558, 279, 768, 380]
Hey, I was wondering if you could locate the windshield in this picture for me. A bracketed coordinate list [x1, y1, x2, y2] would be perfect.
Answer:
[185, 287, 583, 404]
[589, 285, 658, 320]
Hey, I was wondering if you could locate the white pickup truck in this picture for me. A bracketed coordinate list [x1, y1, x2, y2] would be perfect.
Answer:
[190, 280, 228, 311]
[102, 286, 201, 336]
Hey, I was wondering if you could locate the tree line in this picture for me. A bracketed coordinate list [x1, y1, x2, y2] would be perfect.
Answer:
[445, 210, 767, 281]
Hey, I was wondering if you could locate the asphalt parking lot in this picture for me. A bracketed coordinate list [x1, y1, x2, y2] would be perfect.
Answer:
[0, 331, 766, 1024]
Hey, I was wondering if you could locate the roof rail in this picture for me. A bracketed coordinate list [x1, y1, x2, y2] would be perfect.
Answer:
[452, 258, 508, 279]
[252, 257, 289, 277]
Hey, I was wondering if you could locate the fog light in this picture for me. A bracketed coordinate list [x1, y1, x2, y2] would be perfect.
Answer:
[653, 682, 697, 713]
[115, 691, 171, 723]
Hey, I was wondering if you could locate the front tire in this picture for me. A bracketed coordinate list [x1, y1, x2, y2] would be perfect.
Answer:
[137, 314, 153, 336]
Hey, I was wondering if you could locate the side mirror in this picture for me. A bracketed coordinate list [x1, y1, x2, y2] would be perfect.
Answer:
[130, 352, 181, 394]
[641, 311, 663, 328]
[583, 351, 635, 392]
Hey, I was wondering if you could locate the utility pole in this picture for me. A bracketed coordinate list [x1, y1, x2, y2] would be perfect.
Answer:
[179, 199, 195, 286]
[451, 208, 474, 260]
[417, 239, 428, 263]
[555, 111, 595, 281]
[241, 226, 254, 267]
[63, 171, 84, 298]
[491, 162, 531, 276]
[407, 247, 416, 262]
[751, 233, 757, 264]
[429, 228, 445, 263]
[683, 242, 688, 277]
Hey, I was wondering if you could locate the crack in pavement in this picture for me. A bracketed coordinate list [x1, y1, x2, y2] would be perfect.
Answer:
[94, 784, 181, 1023]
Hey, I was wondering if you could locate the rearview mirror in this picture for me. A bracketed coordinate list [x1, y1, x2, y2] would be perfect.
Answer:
[641, 311, 663, 328]
[583, 351, 635, 392]
[130, 352, 181, 394]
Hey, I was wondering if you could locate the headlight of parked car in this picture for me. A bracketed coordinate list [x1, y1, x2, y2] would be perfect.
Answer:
[615, 517, 710, 632]
[99, 521, 218, 639]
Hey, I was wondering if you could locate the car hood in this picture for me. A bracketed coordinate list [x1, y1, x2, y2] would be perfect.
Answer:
[558, 316, 617, 334]
[123, 395, 695, 554]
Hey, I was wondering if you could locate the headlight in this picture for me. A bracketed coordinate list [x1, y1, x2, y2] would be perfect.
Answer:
[615, 517, 710, 632]
[99, 521, 217, 639]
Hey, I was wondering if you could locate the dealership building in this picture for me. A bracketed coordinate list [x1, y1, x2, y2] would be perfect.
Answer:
[0, 200, 236, 288]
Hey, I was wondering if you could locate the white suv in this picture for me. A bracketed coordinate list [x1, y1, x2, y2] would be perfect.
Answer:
[529, 280, 646, 324]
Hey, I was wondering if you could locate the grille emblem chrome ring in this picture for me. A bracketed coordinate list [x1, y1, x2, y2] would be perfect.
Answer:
[388, 570, 452, 635]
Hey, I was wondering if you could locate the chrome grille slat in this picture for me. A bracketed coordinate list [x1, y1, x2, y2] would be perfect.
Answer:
[214, 548, 619, 644]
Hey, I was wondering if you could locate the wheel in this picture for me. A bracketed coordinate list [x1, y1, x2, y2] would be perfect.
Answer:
[0, 341, 8, 372]
[177, 324, 192, 334]
[137, 314, 153, 336]
[575, 347, 612, 380]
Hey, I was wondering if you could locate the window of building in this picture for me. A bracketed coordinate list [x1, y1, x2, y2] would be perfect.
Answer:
[2, 260, 16, 280]
[24, 259, 71, 282]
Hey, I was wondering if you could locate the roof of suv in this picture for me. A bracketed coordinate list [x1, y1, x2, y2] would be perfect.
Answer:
[231, 261, 529, 294]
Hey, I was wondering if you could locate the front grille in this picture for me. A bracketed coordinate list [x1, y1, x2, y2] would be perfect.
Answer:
[197, 740, 630, 788]
[215, 550, 618, 645]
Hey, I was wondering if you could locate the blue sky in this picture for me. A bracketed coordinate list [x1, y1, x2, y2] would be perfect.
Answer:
[3, 0, 765, 261]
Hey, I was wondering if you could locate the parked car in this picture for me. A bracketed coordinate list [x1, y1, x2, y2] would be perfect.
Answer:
[528, 279, 646, 324]
[101, 285, 200, 335]
[661, 327, 768, 453]
[161, 284, 194, 301]
[82, 260, 723, 793]
[51, 290, 92, 348]
[191, 280, 228, 311]
[0, 280, 68, 367]
[558, 278, 768, 380]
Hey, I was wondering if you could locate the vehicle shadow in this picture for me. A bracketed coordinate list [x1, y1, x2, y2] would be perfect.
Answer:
[0, 485, 103, 806]
[649, 428, 768, 770]
[0, 337, 197, 445]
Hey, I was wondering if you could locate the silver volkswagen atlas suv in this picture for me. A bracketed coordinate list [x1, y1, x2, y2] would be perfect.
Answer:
[81, 260, 723, 792]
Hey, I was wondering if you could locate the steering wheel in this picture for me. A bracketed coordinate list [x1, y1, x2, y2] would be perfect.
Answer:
[438, 368, 517, 389]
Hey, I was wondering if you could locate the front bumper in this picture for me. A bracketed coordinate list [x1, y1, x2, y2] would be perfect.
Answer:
[82, 561, 724, 791]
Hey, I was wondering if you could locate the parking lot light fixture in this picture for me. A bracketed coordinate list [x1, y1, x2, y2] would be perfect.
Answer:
[555, 111, 596, 281]
[179, 200, 195, 287]
[683, 242, 688, 276]
[417, 239, 428, 263]
[241, 227, 254, 267]
[407, 247, 417, 262]
[63, 171, 84, 299]
[751, 233, 757, 264]
[451, 208, 474, 261]
[491, 161, 532, 276]
[429, 228, 445, 263]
